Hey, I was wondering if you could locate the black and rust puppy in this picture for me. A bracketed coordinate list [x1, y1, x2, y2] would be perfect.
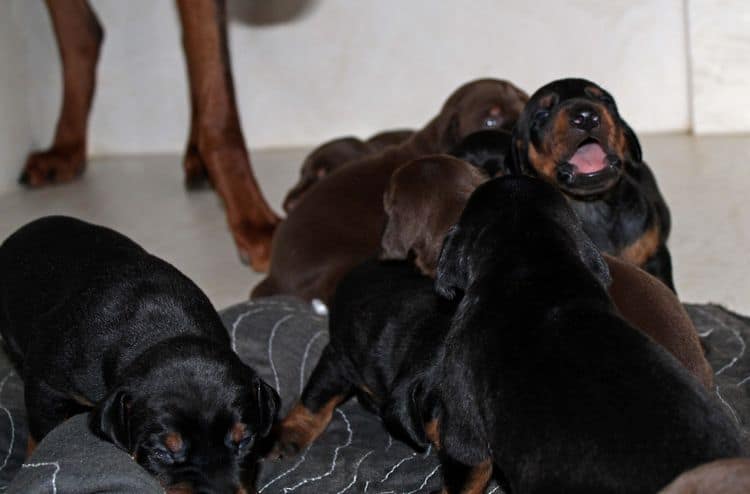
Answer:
[0, 216, 279, 493]
[276, 177, 744, 493]
[270, 258, 454, 461]
[426, 176, 742, 492]
[511, 78, 675, 290]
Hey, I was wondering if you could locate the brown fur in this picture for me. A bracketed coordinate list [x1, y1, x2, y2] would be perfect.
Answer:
[22, 0, 278, 272]
[381, 156, 488, 276]
[253, 79, 528, 303]
[381, 164, 712, 389]
[282, 130, 415, 213]
[272, 397, 345, 454]
[424, 418, 441, 450]
[659, 459, 750, 494]
[620, 224, 662, 266]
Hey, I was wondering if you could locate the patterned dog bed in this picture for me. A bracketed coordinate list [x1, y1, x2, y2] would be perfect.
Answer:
[1, 297, 749, 493]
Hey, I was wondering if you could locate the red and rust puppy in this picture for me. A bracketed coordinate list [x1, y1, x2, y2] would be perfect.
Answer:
[0, 216, 279, 493]
[253, 78, 528, 303]
[381, 156, 712, 389]
[511, 78, 674, 290]
[20, 0, 278, 272]
[282, 129, 414, 213]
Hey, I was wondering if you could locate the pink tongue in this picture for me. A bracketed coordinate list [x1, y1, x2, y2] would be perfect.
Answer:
[569, 142, 607, 174]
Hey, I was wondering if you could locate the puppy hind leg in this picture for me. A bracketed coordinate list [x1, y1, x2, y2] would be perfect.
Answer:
[270, 346, 352, 458]
[21, 0, 102, 187]
[435, 457, 493, 494]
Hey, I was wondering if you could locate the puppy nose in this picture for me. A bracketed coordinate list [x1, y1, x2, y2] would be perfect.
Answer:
[570, 109, 600, 131]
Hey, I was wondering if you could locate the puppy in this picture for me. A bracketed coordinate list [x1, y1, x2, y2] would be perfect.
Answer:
[253, 78, 528, 303]
[0, 216, 279, 493]
[511, 78, 675, 290]
[380, 157, 712, 389]
[276, 177, 743, 493]
[427, 176, 741, 492]
[282, 129, 414, 213]
[270, 258, 454, 459]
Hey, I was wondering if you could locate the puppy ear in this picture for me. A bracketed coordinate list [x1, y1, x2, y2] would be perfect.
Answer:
[379, 217, 410, 260]
[435, 225, 467, 299]
[575, 233, 612, 288]
[253, 377, 280, 438]
[622, 121, 642, 165]
[90, 387, 133, 452]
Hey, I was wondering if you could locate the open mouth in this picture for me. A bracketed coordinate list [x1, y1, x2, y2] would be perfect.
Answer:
[567, 137, 608, 174]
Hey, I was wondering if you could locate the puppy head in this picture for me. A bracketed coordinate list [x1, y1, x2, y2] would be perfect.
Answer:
[91, 346, 279, 493]
[512, 78, 641, 197]
[436, 176, 610, 299]
[283, 136, 371, 212]
[449, 129, 514, 177]
[436, 79, 528, 151]
[381, 155, 488, 277]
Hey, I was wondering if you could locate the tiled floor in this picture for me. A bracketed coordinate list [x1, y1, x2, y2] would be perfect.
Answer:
[0, 134, 749, 315]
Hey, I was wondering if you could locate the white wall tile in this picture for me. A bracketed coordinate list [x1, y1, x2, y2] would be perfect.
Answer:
[688, 0, 750, 134]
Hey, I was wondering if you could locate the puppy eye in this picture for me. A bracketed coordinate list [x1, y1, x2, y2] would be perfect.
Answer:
[237, 433, 255, 450]
[152, 447, 175, 464]
[533, 110, 550, 123]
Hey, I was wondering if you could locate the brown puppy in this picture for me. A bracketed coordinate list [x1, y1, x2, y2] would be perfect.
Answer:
[660, 459, 750, 494]
[381, 155, 487, 276]
[252, 78, 528, 303]
[21, 0, 278, 272]
[381, 157, 713, 389]
[282, 129, 414, 213]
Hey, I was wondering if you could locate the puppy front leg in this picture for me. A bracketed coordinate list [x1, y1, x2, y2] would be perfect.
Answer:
[435, 457, 493, 494]
[270, 346, 352, 457]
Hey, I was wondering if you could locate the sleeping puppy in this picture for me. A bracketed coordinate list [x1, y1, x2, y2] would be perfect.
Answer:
[282, 129, 414, 213]
[0, 216, 279, 493]
[252, 78, 528, 304]
[380, 157, 713, 389]
[511, 78, 675, 290]
[425, 176, 742, 492]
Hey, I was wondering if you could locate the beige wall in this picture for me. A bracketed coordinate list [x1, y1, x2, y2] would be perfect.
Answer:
[0, 0, 31, 192]
[0, 0, 748, 193]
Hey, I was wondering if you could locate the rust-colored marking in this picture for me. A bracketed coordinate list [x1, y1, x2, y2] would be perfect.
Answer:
[277, 396, 345, 450]
[425, 418, 441, 450]
[620, 225, 661, 267]
[231, 422, 248, 444]
[164, 432, 184, 453]
[463, 459, 494, 494]
[26, 436, 37, 459]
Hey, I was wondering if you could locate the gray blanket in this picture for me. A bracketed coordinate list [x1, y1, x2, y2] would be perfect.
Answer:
[1, 297, 749, 493]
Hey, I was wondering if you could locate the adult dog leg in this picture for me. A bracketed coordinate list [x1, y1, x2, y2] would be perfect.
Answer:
[20, 0, 102, 186]
[176, 0, 279, 272]
[270, 346, 352, 457]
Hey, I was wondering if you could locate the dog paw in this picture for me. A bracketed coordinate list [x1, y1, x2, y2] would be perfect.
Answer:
[20, 146, 86, 187]
[232, 219, 278, 273]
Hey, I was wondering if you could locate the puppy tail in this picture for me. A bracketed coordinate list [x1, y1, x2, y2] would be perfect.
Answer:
[382, 378, 430, 451]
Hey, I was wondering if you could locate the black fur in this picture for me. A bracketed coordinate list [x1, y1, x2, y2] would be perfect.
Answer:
[432, 176, 743, 493]
[449, 129, 513, 177]
[0, 216, 279, 493]
[511, 78, 674, 290]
